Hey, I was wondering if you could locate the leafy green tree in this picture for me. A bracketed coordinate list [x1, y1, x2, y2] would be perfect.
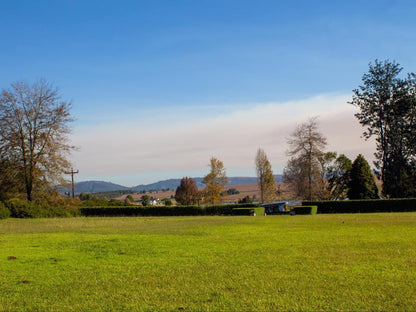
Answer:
[255, 148, 276, 203]
[141, 195, 150, 206]
[326, 154, 353, 199]
[0, 202, 10, 219]
[175, 177, 200, 205]
[283, 117, 327, 200]
[202, 157, 228, 204]
[224, 188, 240, 195]
[108, 199, 125, 206]
[238, 195, 253, 204]
[80, 194, 109, 207]
[161, 198, 172, 206]
[348, 154, 379, 199]
[351, 60, 416, 197]
[124, 194, 134, 205]
[79, 192, 94, 201]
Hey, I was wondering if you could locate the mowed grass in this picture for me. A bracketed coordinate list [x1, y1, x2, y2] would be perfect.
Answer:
[1, 214, 416, 311]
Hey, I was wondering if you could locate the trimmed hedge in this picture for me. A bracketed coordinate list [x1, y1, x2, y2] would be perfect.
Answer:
[79, 203, 261, 217]
[292, 206, 317, 215]
[302, 199, 416, 214]
[232, 207, 265, 216]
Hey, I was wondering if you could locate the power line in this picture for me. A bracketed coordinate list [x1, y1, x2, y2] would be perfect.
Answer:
[65, 169, 79, 198]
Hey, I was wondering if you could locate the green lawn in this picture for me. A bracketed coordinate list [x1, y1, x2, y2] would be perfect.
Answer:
[1, 214, 416, 311]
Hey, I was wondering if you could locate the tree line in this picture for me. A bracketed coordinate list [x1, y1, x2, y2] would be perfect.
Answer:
[175, 59, 416, 204]
[284, 60, 416, 200]
[0, 59, 415, 206]
[283, 118, 379, 201]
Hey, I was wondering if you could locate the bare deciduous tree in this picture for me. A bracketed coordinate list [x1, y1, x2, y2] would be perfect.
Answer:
[255, 148, 276, 203]
[283, 117, 327, 200]
[0, 79, 74, 201]
[0, 157, 21, 200]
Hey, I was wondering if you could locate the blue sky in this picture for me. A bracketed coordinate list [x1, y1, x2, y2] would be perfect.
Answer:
[1, 0, 416, 186]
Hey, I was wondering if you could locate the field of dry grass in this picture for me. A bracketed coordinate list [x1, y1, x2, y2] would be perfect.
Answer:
[117, 182, 292, 203]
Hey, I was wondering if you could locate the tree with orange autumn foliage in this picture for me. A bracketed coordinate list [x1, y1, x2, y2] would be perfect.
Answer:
[202, 157, 228, 204]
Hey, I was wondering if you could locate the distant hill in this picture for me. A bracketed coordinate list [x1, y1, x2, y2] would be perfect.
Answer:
[131, 175, 283, 192]
[73, 181, 130, 194]
[73, 175, 283, 194]
[131, 179, 190, 192]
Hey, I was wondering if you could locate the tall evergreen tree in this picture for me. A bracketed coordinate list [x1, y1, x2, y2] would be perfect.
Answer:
[348, 154, 379, 199]
[351, 60, 416, 197]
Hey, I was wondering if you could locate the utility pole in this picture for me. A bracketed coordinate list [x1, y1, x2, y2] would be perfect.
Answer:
[65, 169, 79, 198]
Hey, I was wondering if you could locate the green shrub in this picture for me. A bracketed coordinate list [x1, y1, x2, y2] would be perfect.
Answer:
[0, 202, 10, 219]
[232, 207, 265, 216]
[205, 203, 260, 216]
[67, 208, 81, 217]
[238, 195, 253, 204]
[5, 198, 71, 218]
[161, 198, 173, 206]
[80, 206, 143, 217]
[108, 199, 126, 206]
[302, 199, 416, 214]
[79, 203, 261, 217]
[141, 195, 150, 206]
[292, 206, 317, 215]
[81, 197, 115, 207]
[80, 206, 205, 217]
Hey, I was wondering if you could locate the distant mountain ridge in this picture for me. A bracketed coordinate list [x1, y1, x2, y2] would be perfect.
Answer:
[74, 175, 283, 194]
[72, 181, 130, 194]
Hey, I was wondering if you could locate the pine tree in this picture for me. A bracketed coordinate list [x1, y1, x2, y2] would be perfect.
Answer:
[348, 154, 379, 199]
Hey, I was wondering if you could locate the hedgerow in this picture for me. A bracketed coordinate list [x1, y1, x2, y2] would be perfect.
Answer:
[232, 207, 265, 216]
[302, 199, 416, 214]
[79, 203, 261, 217]
[292, 206, 317, 215]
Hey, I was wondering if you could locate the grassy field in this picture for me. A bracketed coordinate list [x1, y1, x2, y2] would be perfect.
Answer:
[1, 214, 416, 311]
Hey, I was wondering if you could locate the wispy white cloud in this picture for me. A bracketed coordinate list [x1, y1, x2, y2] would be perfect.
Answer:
[70, 93, 375, 186]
